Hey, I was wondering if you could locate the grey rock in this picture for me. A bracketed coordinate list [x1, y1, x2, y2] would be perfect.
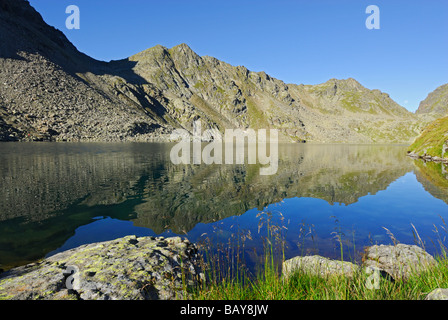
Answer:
[362, 244, 436, 281]
[425, 288, 448, 300]
[0, 235, 204, 300]
[282, 255, 359, 279]
[282, 244, 437, 283]
[407, 152, 420, 159]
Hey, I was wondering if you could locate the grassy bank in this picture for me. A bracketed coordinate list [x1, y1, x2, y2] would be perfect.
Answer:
[187, 215, 448, 300]
[408, 115, 448, 158]
[190, 254, 448, 300]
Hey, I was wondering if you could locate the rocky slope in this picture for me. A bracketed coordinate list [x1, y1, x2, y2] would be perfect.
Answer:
[407, 114, 448, 161]
[408, 83, 448, 160]
[288, 78, 424, 143]
[416, 83, 448, 117]
[121, 45, 425, 143]
[0, 0, 173, 142]
[0, 0, 427, 143]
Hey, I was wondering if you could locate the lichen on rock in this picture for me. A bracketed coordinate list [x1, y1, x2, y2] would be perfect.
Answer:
[362, 244, 436, 281]
[282, 255, 359, 279]
[282, 244, 437, 283]
[0, 235, 204, 300]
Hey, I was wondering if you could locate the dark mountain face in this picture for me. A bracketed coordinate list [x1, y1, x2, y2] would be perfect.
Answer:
[0, 0, 428, 143]
[0, 0, 172, 142]
[0, 0, 88, 69]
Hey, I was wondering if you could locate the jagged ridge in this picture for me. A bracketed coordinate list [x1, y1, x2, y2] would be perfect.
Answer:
[0, 0, 429, 143]
[416, 83, 448, 117]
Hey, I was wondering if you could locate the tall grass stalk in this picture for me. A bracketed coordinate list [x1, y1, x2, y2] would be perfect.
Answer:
[191, 215, 448, 300]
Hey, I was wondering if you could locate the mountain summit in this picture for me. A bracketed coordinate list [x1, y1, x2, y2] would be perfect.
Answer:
[0, 0, 428, 142]
[416, 83, 448, 117]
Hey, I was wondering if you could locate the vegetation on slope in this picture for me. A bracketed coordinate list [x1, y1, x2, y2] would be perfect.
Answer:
[409, 116, 448, 158]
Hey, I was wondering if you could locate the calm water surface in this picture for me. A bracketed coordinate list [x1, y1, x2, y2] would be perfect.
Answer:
[1, 143, 447, 272]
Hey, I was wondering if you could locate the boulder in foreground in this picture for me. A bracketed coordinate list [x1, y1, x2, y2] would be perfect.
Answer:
[425, 288, 448, 300]
[282, 255, 359, 279]
[0, 235, 203, 300]
[282, 244, 437, 282]
[362, 244, 436, 281]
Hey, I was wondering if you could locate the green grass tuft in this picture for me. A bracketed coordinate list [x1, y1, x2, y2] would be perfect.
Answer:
[189, 214, 448, 300]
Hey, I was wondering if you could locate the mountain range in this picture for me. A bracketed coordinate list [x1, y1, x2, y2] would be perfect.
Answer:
[0, 0, 446, 144]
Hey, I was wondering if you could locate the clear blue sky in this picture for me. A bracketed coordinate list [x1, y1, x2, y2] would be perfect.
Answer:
[29, 0, 448, 112]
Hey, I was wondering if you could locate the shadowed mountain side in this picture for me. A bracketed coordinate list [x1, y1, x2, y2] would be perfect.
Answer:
[0, 0, 151, 85]
[131, 144, 414, 233]
[0, 0, 173, 142]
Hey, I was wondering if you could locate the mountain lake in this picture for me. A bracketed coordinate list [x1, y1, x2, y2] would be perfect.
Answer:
[1, 143, 447, 273]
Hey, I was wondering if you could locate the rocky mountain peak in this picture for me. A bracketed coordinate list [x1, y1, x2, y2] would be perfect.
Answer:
[170, 43, 196, 54]
[130, 45, 169, 61]
[345, 77, 362, 87]
[168, 43, 203, 70]
[325, 78, 363, 91]
[416, 83, 448, 116]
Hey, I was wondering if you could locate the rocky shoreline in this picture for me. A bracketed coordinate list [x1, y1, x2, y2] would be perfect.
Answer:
[407, 151, 448, 164]
[0, 235, 447, 300]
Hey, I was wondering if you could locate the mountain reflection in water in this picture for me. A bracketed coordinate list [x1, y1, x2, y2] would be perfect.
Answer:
[0, 143, 447, 271]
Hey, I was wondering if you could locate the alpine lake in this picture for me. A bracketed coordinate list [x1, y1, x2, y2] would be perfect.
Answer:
[1, 142, 447, 274]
